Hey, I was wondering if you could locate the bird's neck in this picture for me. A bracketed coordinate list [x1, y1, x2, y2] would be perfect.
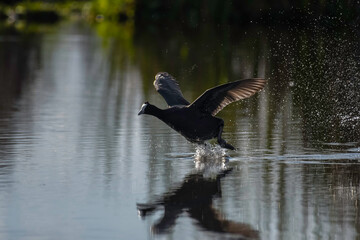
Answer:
[146, 104, 165, 119]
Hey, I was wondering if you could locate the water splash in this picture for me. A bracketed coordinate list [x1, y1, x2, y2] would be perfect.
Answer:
[269, 20, 360, 143]
[194, 143, 230, 175]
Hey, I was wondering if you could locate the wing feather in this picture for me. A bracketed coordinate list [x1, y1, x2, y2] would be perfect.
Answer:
[153, 72, 190, 107]
[189, 78, 266, 116]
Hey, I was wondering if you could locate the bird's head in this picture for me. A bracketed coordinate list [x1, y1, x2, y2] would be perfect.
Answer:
[138, 101, 149, 115]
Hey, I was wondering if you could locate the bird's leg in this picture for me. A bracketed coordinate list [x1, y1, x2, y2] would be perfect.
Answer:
[217, 123, 235, 150]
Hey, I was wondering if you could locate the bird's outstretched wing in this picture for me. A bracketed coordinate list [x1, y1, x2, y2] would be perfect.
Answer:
[189, 78, 266, 116]
[153, 72, 190, 107]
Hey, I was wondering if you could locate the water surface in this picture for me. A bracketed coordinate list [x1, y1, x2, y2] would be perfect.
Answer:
[0, 20, 359, 239]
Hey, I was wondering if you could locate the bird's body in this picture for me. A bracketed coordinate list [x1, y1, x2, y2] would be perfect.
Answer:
[138, 72, 266, 150]
[146, 104, 223, 143]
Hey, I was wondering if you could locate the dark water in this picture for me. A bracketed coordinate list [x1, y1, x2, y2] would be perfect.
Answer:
[0, 20, 359, 239]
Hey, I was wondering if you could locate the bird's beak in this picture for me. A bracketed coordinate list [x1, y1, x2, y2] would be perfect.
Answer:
[138, 102, 148, 115]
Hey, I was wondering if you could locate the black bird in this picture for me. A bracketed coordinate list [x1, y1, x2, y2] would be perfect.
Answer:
[138, 72, 266, 150]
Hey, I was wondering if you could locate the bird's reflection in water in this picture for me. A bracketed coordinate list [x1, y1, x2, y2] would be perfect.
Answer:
[137, 145, 259, 239]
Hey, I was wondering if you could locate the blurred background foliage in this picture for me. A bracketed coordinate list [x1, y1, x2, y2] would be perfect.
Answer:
[0, 0, 358, 25]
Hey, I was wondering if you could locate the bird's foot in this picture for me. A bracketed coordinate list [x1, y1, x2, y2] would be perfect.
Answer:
[218, 139, 236, 150]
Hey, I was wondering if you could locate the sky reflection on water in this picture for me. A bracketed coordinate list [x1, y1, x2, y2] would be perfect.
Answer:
[0, 20, 359, 239]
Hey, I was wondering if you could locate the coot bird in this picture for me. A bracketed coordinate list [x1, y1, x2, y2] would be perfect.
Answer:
[138, 72, 266, 150]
